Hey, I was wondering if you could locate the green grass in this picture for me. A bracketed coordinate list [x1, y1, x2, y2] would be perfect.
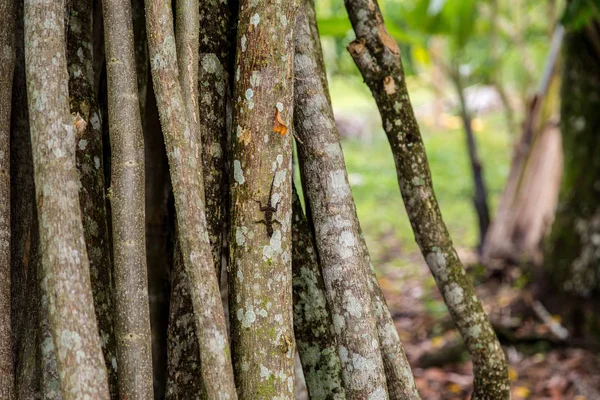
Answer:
[329, 77, 513, 265]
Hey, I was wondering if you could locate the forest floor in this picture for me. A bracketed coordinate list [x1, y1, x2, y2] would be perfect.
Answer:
[377, 251, 600, 399]
[328, 77, 600, 398]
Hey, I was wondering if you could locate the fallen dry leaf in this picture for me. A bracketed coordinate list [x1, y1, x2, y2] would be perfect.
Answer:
[273, 108, 287, 136]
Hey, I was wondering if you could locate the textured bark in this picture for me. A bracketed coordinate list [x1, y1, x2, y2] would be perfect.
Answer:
[66, 2, 118, 396]
[199, 0, 235, 276]
[145, 0, 237, 398]
[344, 0, 510, 398]
[10, 7, 39, 396]
[24, 0, 110, 396]
[291, 185, 345, 400]
[165, 2, 236, 392]
[0, 0, 15, 395]
[39, 279, 61, 400]
[294, 2, 390, 398]
[545, 26, 600, 297]
[166, 242, 202, 399]
[102, 0, 154, 396]
[228, 0, 297, 397]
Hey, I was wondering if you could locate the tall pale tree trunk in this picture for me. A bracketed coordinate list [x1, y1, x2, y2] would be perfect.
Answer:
[344, 0, 510, 397]
[24, 0, 110, 396]
[228, 0, 297, 396]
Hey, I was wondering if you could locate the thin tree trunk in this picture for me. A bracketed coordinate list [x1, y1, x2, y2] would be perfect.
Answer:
[102, 0, 154, 396]
[145, 0, 237, 397]
[452, 73, 490, 251]
[24, 0, 110, 396]
[199, 0, 235, 277]
[38, 278, 61, 400]
[0, 0, 16, 395]
[228, 0, 297, 396]
[66, 1, 119, 396]
[291, 184, 345, 400]
[294, 1, 393, 398]
[295, 2, 418, 398]
[344, 0, 510, 397]
[166, 241, 203, 399]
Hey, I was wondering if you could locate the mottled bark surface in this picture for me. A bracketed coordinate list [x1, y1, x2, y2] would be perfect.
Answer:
[102, 0, 154, 396]
[66, 1, 118, 396]
[545, 27, 600, 298]
[166, 242, 202, 399]
[228, 0, 297, 397]
[24, 0, 110, 396]
[292, 185, 345, 400]
[199, 0, 235, 276]
[294, 2, 389, 398]
[344, 0, 509, 397]
[145, 0, 237, 397]
[0, 0, 15, 396]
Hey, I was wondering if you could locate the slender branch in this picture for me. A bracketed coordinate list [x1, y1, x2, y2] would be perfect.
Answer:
[24, 0, 110, 396]
[144, 0, 237, 397]
[102, 0, 154, 396]
[294, 1, 417, 398]
[0, 0, 16, 395]
[67, 1, 119, 396]
[344, 0, 510, 397]
[292, 184, 346, 399]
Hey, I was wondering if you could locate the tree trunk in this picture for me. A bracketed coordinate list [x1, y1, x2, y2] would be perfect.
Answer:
[102, 0, 154, 395]
[67, 1, 119, 395]
[291, 184, 346, 400]
[544, 23, 600, 307]
[0, 0, 16, 395]
[453, 74, 490, 251]
[24, 0, 110, 396]
[344, 0, 510, 397]
[483, 26, 564, 267]
[145, 0, 237, 397]
[228, 0, 297, 396]
[295, 1, 414, 398]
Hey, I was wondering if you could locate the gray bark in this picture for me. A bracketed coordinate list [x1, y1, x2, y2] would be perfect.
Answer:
[228, 0, 297, 396]
[102, 0, 154, 396]
[67, 1, 119, 395]
[24, 0, 110, 396]
[344, 0, 510, 397]
[144, 0, 237, 397]
[291, 184, 346, 400]
[293, 2, 390, 398]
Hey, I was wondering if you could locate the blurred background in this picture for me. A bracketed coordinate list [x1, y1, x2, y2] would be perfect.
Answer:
[302, 0, 600, 398]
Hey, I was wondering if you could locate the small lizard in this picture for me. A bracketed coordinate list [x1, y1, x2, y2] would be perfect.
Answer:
[254, 172, 281, 238]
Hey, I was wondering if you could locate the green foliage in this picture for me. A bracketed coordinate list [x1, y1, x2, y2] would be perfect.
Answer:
[561, 0, 600, 30]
